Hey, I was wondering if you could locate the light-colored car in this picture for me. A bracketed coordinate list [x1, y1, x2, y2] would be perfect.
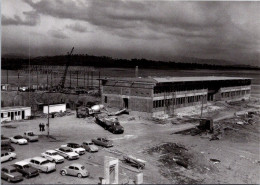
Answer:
[41, 150, 64, 163]
[9, 135, 28, 145]
[92, 137, 113, 147]
[60, 163, 89, 178]
[55, 147, 79, 160]
[82, 141, 99, 152]
[61, 143, 85, 155]
[29, 157, 56, 173]
[1, 151, 16, 163]
[1, 165, 23, 182]
[23, 131, 39, 142]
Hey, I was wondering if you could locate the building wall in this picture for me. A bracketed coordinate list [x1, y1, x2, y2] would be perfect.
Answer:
[102, 83, 154, 113]
[1, 107, 31, 122]
[43, 104, 66, 114]
[217, 85, 251, 101]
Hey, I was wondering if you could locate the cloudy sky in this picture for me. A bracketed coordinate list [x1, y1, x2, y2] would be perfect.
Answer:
[1, 0, 260, 66]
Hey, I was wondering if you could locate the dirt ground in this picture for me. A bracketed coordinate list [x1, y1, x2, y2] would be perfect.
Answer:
[1, 99, 260, 184]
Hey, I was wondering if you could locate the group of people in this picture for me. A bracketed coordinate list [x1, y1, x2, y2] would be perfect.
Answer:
[39, 123, 45, 132]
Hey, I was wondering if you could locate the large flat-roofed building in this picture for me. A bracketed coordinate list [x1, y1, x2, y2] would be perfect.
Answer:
[1, 106, 31, 122]
[101, 76, 251, 117]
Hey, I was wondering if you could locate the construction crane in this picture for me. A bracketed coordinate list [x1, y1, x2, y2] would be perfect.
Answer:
[56, 47, 74, 91]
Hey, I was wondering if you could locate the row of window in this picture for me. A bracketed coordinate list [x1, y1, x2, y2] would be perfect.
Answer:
[221, 90, 250, 98]
[105, 89, 150, 96]
[1, 111, 21, 118]
[153, 95, 206, 108]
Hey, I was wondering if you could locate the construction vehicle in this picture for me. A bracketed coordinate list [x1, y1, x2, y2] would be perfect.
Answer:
[76, 104, 106, 118]
[50, 47, 74, 92]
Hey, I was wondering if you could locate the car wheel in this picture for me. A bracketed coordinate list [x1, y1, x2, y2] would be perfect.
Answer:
[9, 157, 13, 161]
[77, 173, 82, 178]
[25, 174, 29, 179]
[60, 170, 66, 176]
[7, 178, 11, 182]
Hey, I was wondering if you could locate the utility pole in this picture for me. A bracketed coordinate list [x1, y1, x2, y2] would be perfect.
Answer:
[37, 67, 39, 90]
[84, 72, 86, 87]
[47, 70, 49, 90]
[70, 71, 72, 88]
[98, 71, 101, 92]
[200, 95, 204, 119]
[76, 71, 79, 87]
[18, 72, 20, 90]
[7, 69, 9, 84]
[47, 102, 50, 138]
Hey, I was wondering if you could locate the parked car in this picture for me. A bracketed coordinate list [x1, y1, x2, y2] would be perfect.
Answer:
[1, 165, 23, 182]
[1, 151, 16, 163]
[55, 147, 79, 160]
[41, 150, 64, 163]
[91, 137, 113, 148]
[60, 163, 89, 178]
[82, 141, 99, 152]
[23, 131, 39, 142]
[9, 135, 28, 145]
[1, 135, 11, 145]
[1, 143, 15, 152]
[29, 157, 56, 173]
[61, 143, 85, 155]
[13, 161, 39, 178]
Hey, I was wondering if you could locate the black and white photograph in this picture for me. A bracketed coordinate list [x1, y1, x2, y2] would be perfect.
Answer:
[1, 0, 260, 184]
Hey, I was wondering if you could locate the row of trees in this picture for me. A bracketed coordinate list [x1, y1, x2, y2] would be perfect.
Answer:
[2, 55, 259, 70]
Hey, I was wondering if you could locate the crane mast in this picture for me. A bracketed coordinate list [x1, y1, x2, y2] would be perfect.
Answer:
[57, 47, 74, 91]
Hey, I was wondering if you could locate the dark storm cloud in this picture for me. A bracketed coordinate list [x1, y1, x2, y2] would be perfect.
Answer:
[48, 29, 68, 39]
[2, 10, 40, 26]
[3, 0, 260, 65]
[66, 23, 88, 33]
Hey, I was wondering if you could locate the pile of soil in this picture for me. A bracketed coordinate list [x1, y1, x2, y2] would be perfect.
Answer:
[145, 142, 203, 184]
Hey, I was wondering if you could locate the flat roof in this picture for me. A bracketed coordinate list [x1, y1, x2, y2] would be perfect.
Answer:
[1, 106, 31, 112]
[152, 76, 252, 83]
[102, 76, 252, 84]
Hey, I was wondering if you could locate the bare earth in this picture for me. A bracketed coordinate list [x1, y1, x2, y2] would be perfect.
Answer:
[1, 99, 260, 184]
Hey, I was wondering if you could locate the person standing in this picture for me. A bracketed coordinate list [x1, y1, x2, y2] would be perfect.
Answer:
[39, 123, 42, 132]
[42, 123, 45, 131]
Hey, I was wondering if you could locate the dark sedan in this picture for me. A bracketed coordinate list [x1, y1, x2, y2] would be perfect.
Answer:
[13, 161, 39, 179]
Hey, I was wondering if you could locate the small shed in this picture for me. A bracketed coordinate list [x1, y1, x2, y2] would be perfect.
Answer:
[1, 106, 31, 122]
[43, 104, 66, 114]
[1, 84, 10, 91]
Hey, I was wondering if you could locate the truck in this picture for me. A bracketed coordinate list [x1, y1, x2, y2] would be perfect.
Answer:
[95, 113, 124, 134]
[76, 104, 105, 118]
[23, 131, 39, 142]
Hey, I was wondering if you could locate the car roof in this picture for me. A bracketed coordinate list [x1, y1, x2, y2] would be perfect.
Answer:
[70, 163, 83, 168]
[46, 150, 56, 153]
[31, 156, 47, 162]
[84, 140, 92, 143]
[2, 165, 16, 170]
[67, 142, 79, 145]
[60, 146, 71, 150]
[14, 135, 23, 137]
[15, 161, 30, 166]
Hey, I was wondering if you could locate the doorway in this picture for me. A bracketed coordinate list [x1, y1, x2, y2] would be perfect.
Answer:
[22, 111, 25, 119]
[123, 98, 128, 109]
[11, 112, 14, 120]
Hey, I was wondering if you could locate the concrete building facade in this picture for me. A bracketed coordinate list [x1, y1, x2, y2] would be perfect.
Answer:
[1, 106, 31, 122]
[101, 76, 251, 117]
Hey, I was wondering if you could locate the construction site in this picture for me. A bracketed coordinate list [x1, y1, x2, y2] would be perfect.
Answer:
[1, 48, 260, 184]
